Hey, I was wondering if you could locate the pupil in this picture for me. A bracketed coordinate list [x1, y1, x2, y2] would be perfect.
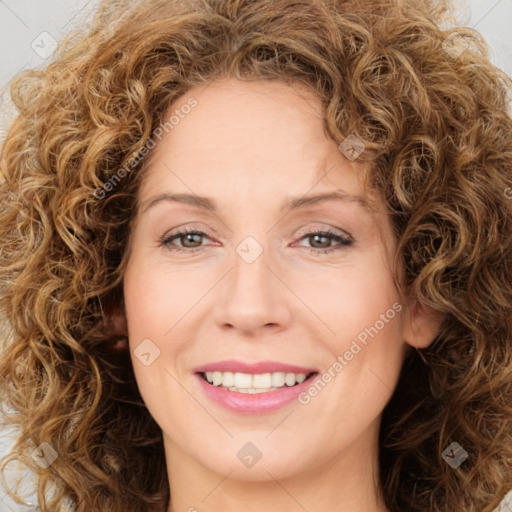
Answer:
[311, 234, 328, 248]
[184, 233, 201, 247]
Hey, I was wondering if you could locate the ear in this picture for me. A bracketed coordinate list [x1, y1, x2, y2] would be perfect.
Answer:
[106, 304, 129, 352]
[109, 306, 128, 336]
[402, 298, 445, 349]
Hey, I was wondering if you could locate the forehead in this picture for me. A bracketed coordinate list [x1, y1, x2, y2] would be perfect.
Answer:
[138, 78, 373, 204]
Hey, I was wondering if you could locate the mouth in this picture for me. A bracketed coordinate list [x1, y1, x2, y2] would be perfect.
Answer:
[197, 370, 319, 394]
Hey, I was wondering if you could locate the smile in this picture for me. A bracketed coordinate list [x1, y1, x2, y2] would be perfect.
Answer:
[199, 371, 316, 393]
[194, 370, 320, 414]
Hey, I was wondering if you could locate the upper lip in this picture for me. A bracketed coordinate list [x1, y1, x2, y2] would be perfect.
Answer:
[193, 360, 318, 375]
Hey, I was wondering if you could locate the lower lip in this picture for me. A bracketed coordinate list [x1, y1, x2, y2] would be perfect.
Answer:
[194, 373, 319, 414]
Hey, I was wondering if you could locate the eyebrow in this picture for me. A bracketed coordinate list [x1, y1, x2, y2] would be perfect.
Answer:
[141, 189, 373, 215]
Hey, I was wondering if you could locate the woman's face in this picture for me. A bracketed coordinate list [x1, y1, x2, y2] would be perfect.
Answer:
[119, 78, 439, 484]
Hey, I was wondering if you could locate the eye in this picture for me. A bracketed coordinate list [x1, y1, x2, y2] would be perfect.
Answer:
[160, 228, 210, 252]
[159, 226, 353, 255]
[293, 228, 353, 255]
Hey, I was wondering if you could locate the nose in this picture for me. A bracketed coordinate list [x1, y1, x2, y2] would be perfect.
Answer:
[214, 239, 292, 336]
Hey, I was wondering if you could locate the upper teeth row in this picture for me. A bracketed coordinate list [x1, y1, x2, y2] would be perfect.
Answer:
[204, 371, 308, 388]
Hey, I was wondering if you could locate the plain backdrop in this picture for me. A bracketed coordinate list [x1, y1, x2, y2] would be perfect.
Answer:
[0, 0, 512, 511]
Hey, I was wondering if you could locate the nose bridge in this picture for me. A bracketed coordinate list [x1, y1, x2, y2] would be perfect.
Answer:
[231, 233, 275, 310]
[215, 233, 290, 332]
[234, 234, 269, 290]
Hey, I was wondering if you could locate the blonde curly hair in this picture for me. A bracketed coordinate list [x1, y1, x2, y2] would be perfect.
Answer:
[1, 0, 512, 511]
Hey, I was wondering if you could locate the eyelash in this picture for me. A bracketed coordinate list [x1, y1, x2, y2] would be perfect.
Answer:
[159, 227, 353, 255]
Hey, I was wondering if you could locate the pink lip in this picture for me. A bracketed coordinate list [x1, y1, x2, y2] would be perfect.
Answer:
[193, 360, 318, 374]
[193, 372, 319, 414]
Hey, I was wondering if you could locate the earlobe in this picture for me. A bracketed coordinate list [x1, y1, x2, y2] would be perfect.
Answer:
[105, 304, 129, 352]
[110, 307, 128, 336]
[402, 299, 445, 349]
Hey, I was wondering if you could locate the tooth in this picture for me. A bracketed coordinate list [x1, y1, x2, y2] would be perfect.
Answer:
[221, 372, 234, 387]
[236, 388, 278, 394]
[234, 372, 252, 388]
[252, 373, 272, 389]
[271, 372, 285, 387]
[285, 373, 296, 386]
[203, 371, 311, 389]
[223, 386, 283, 393]
[295, 373, 306, 384]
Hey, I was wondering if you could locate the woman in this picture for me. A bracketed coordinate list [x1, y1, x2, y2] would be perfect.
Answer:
[1, 0, 511, 511]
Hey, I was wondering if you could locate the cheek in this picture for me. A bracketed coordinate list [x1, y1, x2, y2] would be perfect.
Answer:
[295, 255, 401, 347]
[123, 258, 200, 340]
[301, 250, 405, 401]
[122, 260, 186, 394]
[122, 271, 196, 436]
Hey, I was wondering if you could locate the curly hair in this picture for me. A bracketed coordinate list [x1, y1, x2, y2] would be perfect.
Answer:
[1, 0, 512, 511]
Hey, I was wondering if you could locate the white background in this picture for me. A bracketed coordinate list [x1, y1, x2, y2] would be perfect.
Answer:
[0, 0, 511, 510]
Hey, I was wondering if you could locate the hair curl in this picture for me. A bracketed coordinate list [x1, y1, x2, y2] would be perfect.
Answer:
[1, 0, 512, 511]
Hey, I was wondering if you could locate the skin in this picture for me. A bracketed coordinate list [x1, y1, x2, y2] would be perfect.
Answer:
[112, 77, 443, 512]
